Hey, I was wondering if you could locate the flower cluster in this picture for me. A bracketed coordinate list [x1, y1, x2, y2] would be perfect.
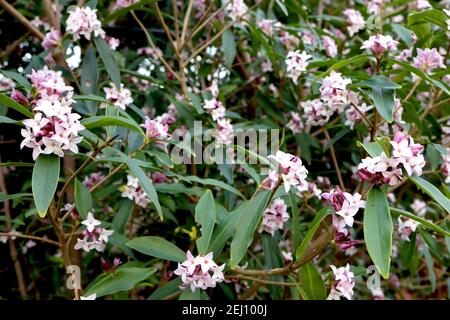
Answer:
[66, 6, 105, 41]
[42, 28, 62, 50]
[103, 83, 134, 110]
[361, 34, 398, 56]
[74, 212, 114, 252]
[174, 251, 225, 292]
[441, 149, 450, 184]
[264, 150, 309, 193]
[203, 96, 234, 147]
[83, 172, 106, 189]
[113, 0, 138, 10]
[412, 48, 446, 74]
[397, 217, 419, 242]
[20, 67, 84, 160]
[322, 187, 365, 227]
[327, 264, 355, 300]
[343, 9, 365, 36]
[285, 50, 312, 84]
[226, 0, 248, 22]
[259, 198, 289, 236]
[121, 175, 150, 208]
[358, 132, 426, 186]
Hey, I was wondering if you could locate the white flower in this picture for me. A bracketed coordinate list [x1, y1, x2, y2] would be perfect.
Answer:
[104, 83, 133, 110]
[268, 150, 309, 193]
[174, 251, 225, 292]
[328, 264, 355, 300]
[335, 192, 365, 227]
[285, 50, 312, 84]
[66, 6, 105, 41]
[259, 198, 289, 235]
[81, 212, 102, 233]
[361, 34, 399, 56]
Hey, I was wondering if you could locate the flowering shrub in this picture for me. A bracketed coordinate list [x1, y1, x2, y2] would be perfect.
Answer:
[0, 0, 449, 301]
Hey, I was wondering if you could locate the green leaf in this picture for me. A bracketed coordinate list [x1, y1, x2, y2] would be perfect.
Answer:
[0, 192, 32, 203]
[290, 191, 301, 249]
[300, 262, 327, 300]
[81, 47, 99, 115]
[208, 206, 242, 256]
[148, 278, 182, 300]
[0, 162, 33, 167]
[0, 116, 22, 125]
[363, 187, 393, 279]
[408, 9, 448, 30]
[32, 155, 60, 218]
[262, 234, 284, 300]
[114, 150, 163, 220]
[93, 36, 121, 87]
[295, 206, 334, 260]
[222, 30, 237, 67]
[177, 175, 244, 199]
[74, 179, 92, 219]
[113, 199, 134, 234]
[390, 207, 450, 238]
[409, 175, 450, 213]
[387, 59, 450, 96]
[0, 93, 33, 118]
[371, 87, 394, 123]
[187, 92, 204, 114]
[230, 190, 272, 268]
[357, 141, 384, 157]
[420, 235, 437, 292]
[391, 24, 414, 47]
[179, 288, 201, 300]
[84, 267, 156, 298]
[355, 75, 401, 89]
[81, 115, 145, 136]
[195, 190, 217, 254]
[315, 55, 372, 79]
[127, 236, 186, 262]
[0, 70, 32, 90]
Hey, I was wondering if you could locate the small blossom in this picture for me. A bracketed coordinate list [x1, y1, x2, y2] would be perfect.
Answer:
[320, 71, 352, 112]
[66, 6, 105, 41]
[268, 150, 309, 193]
[343, 9, 365, 36]
[121, 175, 151, 208]
[412, 48, 446, 74]
[104, 83, 133, 110]
[286, 112, 304, 134]
[259, 198, 289, 235]
[322, 35, 338, 58]
[113, 0, 138, 10]
[42, 28, 62, 50]
[174, 251, 225, 292]
[411, 199, 427, 217]
[285, 50, 312, 84]
[327, 264, 355, 300]
[361, 34, 398, 56]
[397, 217, 419, 241]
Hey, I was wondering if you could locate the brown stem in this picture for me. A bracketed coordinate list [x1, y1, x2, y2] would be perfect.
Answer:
[0, 165, 28, 299]
[0, 232, 60, 246]
[324, 129, 345, 191]
[0, 0, 44, 40]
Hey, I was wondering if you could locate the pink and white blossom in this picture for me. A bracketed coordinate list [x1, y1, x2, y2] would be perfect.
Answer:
[66, 6, 105, 41]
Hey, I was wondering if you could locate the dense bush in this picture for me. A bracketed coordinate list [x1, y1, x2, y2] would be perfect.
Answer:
[0, 0, 449, 300]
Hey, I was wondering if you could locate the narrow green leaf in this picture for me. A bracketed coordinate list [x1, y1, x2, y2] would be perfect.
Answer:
[300, 262, 327, 300]
[127, 236, 186, 262]
[409, 175, 450, 213]
[148, 278, 182, 300]
[84, 267, 156, 298]
[364, 187, 393, 279]
[230, 190, 272, 268]
[295, 206, 334, 260]
[355, 75, 401, 89]
[74, 179, 92, 219]
[390, 207, 450, 237]
[81, 115, 145, 136]
[0, 70, 32, 90]
[81, 46, 99, 115]
[93, 36, 121, 87]
[195, 190, 216, 254]
[371, 87, 394, 123]
[0, 192, 32, 203]
[113, 199, 134, 234]
[32, 155, 60, 218]
[0, 93, 33, 118]
[222, 30, 237, 67]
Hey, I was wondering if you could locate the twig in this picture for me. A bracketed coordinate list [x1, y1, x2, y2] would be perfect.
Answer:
[0, 0, 44, 40]
[0, 164, 28, 299]
[324, 129, 346, 191]
[228, 275, 297, 286]
[131, 10, 181, 82]
[181, 0, 194, 45]
[0, 232, 60, 246]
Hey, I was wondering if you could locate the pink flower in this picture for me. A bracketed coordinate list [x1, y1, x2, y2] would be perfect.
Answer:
[174, 251, 225, 292]
[113, 0, 138, 10]
[259, 198, 289, 235]
[327, 264, 355, 300]
[286, 112, 304, 134]
[105, 36, 120, 50]
[343, 9, 365, 36]
[121, 175, 150, 208]
[412, 48, 446, 74]
[361, 34, 399, 56]
[268, 150, 308, 193]
[203, 98, 226, 121]
[83, 172, 106, 189]
[215, 118, 234, 145]
[11, 89, 29, 105]
[75, 212, 113, 253]
[66, 6, 105, 41]
[285, 50, 312, 84]
[397, 217, 419, 241]
[301, 99, 333, 126]
[104, 83, 133, 110]
[323, 187, 365, 227]
[320, 71, 352, 112]
[42, 28, 62, 50]
[256, 19, 281, 38]
[322, 35, 338, 58]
